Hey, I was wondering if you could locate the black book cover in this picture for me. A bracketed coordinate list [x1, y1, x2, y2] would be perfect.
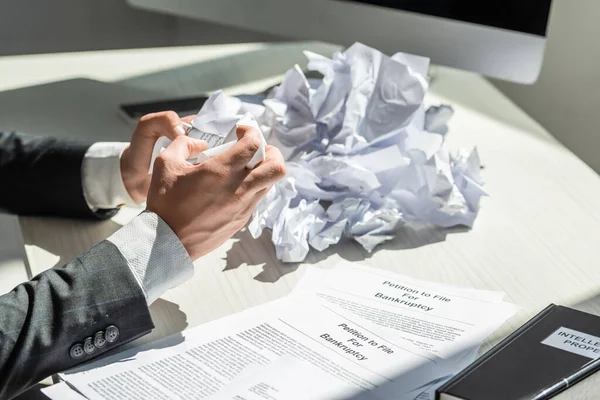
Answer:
[436, 305, 600, 400]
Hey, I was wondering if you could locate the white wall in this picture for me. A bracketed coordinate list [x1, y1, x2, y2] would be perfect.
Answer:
[493, 0, 600, 174]
[0, 0, 279, 56]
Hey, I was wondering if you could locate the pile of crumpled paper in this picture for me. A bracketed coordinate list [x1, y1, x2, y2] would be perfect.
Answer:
[149, 42, 485, 263]
[247, 42, 486, 262]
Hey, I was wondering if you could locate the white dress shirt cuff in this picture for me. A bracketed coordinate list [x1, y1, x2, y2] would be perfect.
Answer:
[82, 142, 138, 211]
[107, 211, 194, 305]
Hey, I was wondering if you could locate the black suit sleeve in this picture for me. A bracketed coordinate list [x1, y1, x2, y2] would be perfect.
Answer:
[0, 131, 117, 219]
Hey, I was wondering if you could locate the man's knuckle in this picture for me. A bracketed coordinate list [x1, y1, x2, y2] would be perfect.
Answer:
[244, 136, 261, 153]
[228, 152, 244, 166]
[167, 110, 181, 123]
[173, 135, 187, 144]
[138, 113, 156, 124]
[204, 163, 227, 181]
[213, 163, 228, 178]
[232, 191, 246, 205]
[158, 110, 177, 121]
[238, 180, 251, 194]
[272, 147, 284, 158]
[273, 162, 286, 177]
[156, 151, 173, 165]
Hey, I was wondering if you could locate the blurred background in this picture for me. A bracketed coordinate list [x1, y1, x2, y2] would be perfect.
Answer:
[1, 0, 598, 175]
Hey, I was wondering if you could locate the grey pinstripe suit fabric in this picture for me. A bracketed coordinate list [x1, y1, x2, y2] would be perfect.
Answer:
[0, 131, 157, 398]
[0, 239, 154, 399]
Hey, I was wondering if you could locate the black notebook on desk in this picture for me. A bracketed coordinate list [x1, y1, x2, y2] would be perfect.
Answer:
[436, 305, 600, 400]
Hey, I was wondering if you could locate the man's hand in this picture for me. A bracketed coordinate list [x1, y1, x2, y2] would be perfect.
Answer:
[147, 126, 286, 260]
[120, 112, 193, 204]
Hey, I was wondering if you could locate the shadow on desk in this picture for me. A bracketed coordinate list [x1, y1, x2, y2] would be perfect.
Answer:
[20, 215, 124, 273]
[0, 78, 161, 142]
[224, 224, 468, 283]
[118, 41, 340, 97]
[147, 298, 189, 343]
[13, 384, 50, 400]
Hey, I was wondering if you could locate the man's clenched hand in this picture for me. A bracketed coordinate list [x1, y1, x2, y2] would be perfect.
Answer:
[146, 126, 286, 260]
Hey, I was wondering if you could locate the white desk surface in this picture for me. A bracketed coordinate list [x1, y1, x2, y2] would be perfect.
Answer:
[2, 42, 600, 399]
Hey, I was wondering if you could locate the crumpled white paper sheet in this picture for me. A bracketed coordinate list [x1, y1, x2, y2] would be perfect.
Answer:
[248, 42, 486, 262]
[149, 90, 263, 173]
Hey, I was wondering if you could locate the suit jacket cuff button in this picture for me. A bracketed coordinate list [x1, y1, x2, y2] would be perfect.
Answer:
[94, 331, 107, 348]
[70, 343, 85, 359]
[105, 325, 120, 343]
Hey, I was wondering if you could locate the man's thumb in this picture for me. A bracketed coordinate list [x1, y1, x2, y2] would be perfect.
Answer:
[161, 135, 208, 163]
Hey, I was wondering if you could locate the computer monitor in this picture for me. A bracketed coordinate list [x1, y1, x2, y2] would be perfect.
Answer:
[128, 0, 553, 84]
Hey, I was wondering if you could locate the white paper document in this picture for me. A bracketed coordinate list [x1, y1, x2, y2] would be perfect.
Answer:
[56, 263, 516, 400]
[289, 263, 516, 400]
[61, 299, 449, 400]
[293, 262, 516, 359]
[208, 355, 356, 400]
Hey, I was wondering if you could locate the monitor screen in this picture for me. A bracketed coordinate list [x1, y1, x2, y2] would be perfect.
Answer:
[341, 0, 553, 36]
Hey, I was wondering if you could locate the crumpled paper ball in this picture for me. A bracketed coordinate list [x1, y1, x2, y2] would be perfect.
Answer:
[248, 42, 485, 263]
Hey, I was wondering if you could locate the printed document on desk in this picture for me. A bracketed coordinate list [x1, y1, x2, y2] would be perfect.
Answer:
[208, 355, 356, 399]
[291, 263, 517, 399]
[60, 298, 451, 400]
[293, 262, 517, 359]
